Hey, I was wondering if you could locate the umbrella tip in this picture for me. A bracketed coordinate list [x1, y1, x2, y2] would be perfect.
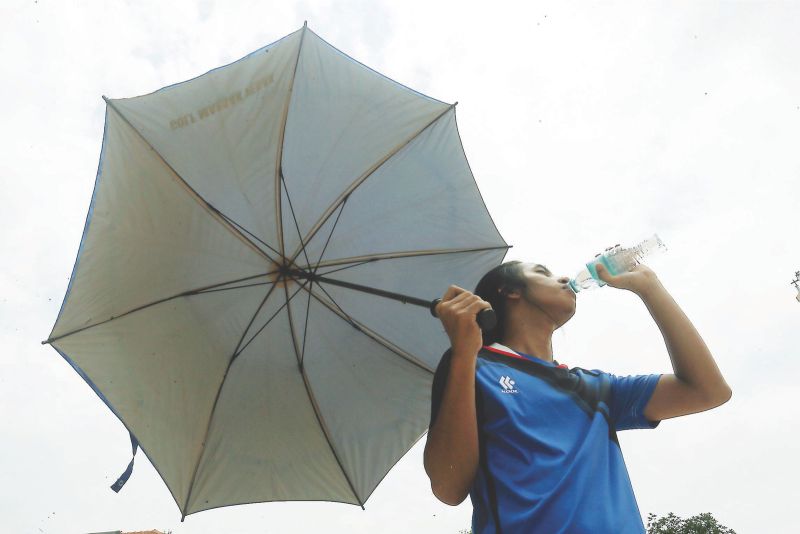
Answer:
[303, 20, 308, 28]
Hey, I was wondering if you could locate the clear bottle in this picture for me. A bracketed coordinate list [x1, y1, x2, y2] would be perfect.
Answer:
[568, 234, 667, 294]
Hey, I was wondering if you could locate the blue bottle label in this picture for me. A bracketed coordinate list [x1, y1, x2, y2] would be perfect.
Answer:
[586, 255, 620, 286]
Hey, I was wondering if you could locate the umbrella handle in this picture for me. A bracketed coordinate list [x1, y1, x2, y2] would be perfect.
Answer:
[429, 298, 497, 332]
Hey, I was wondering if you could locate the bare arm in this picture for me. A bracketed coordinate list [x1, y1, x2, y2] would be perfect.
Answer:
[595, 263, 732, 420]
[423, 285, 491, 505]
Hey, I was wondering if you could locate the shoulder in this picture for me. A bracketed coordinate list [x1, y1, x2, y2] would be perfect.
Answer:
[435, 346, 497, 376]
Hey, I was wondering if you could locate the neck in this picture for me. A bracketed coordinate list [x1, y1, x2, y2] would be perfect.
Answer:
[500, 317, 555, 363]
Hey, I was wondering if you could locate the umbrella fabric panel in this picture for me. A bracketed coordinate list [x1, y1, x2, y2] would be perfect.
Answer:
[296, 292, 434, 502]
[109, 29, 303, 253]
[309, 248, 507, 370]
[185, 304, 358, 514]
[280, 29, 450, 260]
[292, 109, 505, 267]
[52, 285, 270, 508]
[50, 109, 269, 341]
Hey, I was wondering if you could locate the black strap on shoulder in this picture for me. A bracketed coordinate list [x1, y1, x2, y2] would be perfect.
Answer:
[429, 349, 453, 428]
[475, 383, 503, 534]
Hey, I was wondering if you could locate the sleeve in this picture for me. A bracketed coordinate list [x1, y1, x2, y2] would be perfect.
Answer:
[607, 373, 663, 431]
[429, 348, 453, 428]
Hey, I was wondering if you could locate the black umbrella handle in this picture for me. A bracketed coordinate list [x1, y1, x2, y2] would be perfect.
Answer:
[429, 298, 497, 332]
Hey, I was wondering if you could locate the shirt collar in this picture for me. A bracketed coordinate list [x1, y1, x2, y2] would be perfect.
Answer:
[486, 342, 567, 369]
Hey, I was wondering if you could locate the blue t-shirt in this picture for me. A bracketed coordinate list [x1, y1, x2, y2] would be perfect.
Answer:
[430, 343, 661, 534]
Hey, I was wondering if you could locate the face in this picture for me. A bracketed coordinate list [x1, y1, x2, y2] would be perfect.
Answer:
[512, 262, 576, 327]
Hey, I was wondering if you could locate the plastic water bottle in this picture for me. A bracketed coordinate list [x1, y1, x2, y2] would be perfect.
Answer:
[568, 234, 666, 294]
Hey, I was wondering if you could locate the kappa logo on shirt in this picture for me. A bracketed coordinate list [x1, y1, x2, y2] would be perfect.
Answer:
[499, 376, 518, 394]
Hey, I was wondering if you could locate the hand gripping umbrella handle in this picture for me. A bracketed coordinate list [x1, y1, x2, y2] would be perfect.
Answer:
[429, 298, 497, 332]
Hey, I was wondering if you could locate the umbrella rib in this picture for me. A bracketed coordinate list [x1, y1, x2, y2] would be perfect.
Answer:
[46, 245, 507, 346]
[41, 271, 278, 345]
[182, 282, 280, 515]
[306, 283, 434, 374]
[102, 97, 275, 264]
[286, 103, 456, 267]
[275, 21, 309, 260]
[300, 280, 313, 364]
[280, 169, 312, 268]
[311, 196, 348, 276]
[216, 210, 282, 260]
[313, 259, 374, 278]
[283, 280, 365, 508]
[194, 280, 275, 294]
[306, 244, 512, 274]
[360, 429, 430, 506]
[229, 280, 282, 363]
[182, 277, 312, 515]
[296, 190, 349, 363]
[231, 278, 312, 362]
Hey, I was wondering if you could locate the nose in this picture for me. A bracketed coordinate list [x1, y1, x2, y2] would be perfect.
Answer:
[557, 276, 570, 284]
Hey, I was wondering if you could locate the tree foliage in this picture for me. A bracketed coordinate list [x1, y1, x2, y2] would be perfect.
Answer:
[646, 512, 736, 534]
[458, 512, 735, 533]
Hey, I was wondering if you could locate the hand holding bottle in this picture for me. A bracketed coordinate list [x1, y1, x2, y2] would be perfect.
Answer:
[594, 262, 661, 296]
[569, 234, 666, 294]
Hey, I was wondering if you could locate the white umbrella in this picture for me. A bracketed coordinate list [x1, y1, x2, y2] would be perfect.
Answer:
[44, 23, 508, 519]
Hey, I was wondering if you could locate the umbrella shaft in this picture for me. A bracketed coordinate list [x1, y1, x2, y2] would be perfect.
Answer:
[287, 270, 431, 308]
[286, 269, 496, 331]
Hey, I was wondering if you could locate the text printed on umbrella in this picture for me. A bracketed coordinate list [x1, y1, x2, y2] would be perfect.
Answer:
[168, 73, 275, 130]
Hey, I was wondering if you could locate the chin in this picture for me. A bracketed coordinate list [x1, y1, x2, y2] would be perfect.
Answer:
[556, 304, 576, 327]
[557, 313, 575, 329]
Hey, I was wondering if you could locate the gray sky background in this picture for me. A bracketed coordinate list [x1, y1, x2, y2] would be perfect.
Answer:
[2, 1, 799, 532]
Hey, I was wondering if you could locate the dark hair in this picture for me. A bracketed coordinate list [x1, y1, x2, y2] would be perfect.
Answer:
[474, 261, 527, 346]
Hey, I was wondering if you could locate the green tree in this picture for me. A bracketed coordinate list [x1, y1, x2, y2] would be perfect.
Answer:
[647, 512, 736, 534]
[460, 512, 735, 533]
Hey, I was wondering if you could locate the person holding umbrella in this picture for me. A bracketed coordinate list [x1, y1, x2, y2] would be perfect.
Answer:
[425, 260, 731, 533]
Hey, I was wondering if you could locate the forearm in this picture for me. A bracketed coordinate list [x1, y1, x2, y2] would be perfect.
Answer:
[424, 352, 480, 505]
[639, 280, 731, 401]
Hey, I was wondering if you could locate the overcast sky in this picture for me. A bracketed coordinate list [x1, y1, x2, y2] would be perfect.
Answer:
[2, 1, 800, 533]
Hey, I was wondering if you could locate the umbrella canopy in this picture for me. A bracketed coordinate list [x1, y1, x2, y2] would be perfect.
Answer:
[45, 24, 508, 518]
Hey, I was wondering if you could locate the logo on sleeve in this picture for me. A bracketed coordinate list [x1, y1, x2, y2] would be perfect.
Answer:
[499, 376, 518, 394]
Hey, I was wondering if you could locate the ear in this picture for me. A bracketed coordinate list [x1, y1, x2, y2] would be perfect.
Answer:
[506, 290, 522, 300]
[499, 287, 522, 300]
